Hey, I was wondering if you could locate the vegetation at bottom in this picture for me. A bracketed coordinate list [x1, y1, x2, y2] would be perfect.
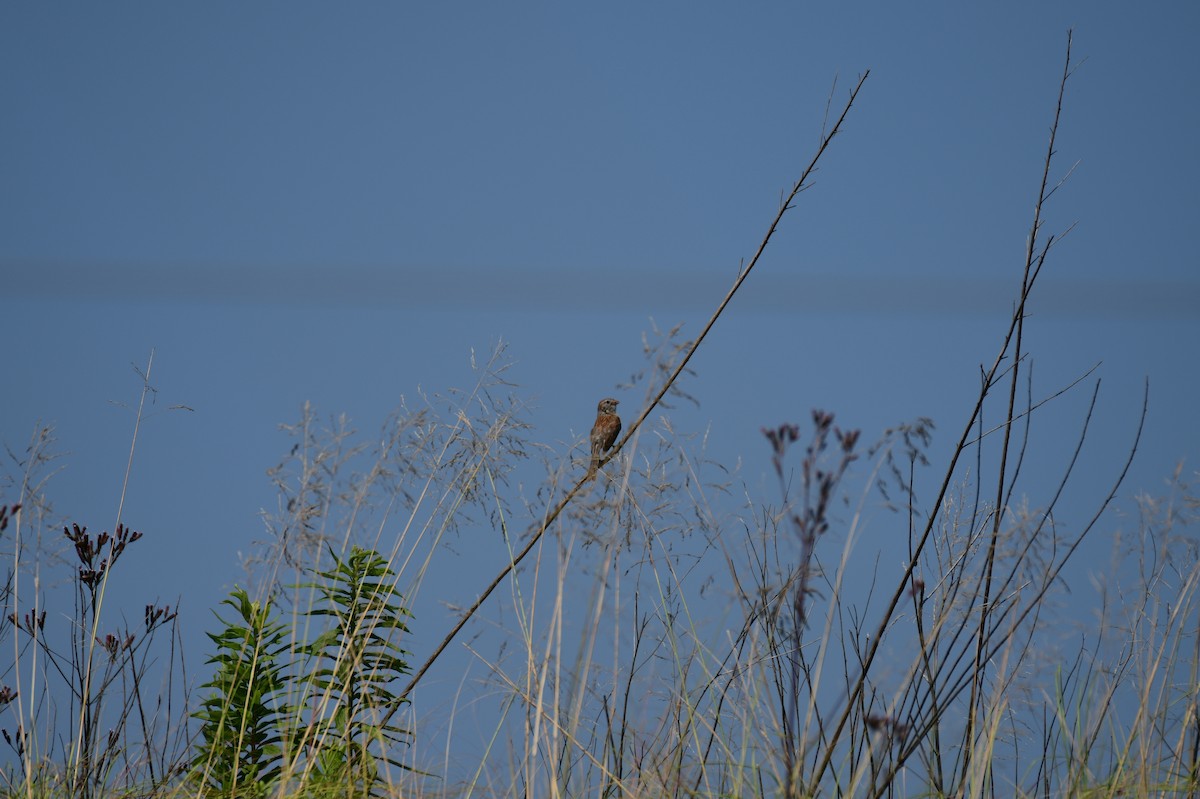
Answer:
[2, 32, 1197, 799]
[189, 547, 411, 798]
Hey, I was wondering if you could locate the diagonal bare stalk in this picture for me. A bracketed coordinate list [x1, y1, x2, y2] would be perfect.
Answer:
[395, 71, 871, 706]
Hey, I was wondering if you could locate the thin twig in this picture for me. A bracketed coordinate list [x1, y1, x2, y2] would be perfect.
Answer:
[395, 72, 871, 705]
[959, 31, 1073, 791]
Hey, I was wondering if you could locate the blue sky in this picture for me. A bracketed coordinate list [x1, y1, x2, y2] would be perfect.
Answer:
[2, 2, 1199, 782]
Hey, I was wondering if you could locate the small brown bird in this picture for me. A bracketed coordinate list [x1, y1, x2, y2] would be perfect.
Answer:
[588, 397, 622, 478]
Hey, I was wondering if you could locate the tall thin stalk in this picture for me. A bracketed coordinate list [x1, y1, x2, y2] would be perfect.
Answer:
[395, 72, 871, 707]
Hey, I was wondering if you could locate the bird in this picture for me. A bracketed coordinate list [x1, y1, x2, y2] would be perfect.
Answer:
[588, 397, 622, 478]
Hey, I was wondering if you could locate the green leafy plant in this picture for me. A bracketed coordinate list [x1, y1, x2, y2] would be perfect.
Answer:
[190, 548, 412, 798]
[297, 546, 413, 796]
[190, 588, 292, 797]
